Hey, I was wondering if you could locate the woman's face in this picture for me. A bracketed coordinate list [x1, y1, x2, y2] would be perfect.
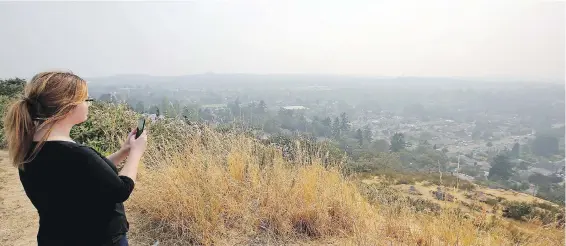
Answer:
[66, 96, 89, 125]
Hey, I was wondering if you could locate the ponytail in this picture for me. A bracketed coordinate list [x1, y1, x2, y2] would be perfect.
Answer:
[3, 71, 89, 169]
[4, 98, 35, 169]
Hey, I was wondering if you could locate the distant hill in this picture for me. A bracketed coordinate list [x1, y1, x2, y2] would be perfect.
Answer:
[85, 73, 506, 88]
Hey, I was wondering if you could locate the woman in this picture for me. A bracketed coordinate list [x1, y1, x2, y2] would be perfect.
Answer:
[3, 71, 147, 246]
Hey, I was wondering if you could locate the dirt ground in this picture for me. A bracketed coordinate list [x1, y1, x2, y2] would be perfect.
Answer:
[0, 150, 153, 246]
[0, 150, 38, 246]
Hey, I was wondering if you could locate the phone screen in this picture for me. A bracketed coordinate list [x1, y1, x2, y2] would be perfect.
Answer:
[136, 118, 145, 138]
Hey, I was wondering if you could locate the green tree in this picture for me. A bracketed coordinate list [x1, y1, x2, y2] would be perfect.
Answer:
[0, 78, 26, 146]
[321, 117, 331, 127]
[332, 117, 341, 139]
[182, 105, 199, 121]
[0, 96, 12, 146]
[370, 139, 390, 153]
[229, 98, 241, 118]
[148, 105, 160, 115]
[362, 125, 372, 143]
[170, 100, 181, 117]
[262, 118, 280, 134]
[135, 101, 145, 113]
[528, 173, 562, 186]
[160, 98, 177, 117]
[310, 117, 326, 137]
[511, 143, 520, 158]
[295, 112, 308, 132]
[340, 112, 349, 132]
[0, 78, 26, 97]
[389, 132, 406, 152]
[198, 108, 214, 122]
[488, 154, 513, 181]
[278, 108, 295, 131]
[486, 142, 493, 147]
[532, 135, 559, 157]
[256, 100, 267, 114]
[321, 117, 332, 137]
[461, 165, 481, 177]
[355, 128, 363, 146]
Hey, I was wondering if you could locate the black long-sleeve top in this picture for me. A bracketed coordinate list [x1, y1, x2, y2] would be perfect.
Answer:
[18, 141, 135, 246]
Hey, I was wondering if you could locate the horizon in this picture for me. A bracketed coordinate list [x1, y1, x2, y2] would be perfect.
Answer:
[72, 73, 566, 85]
[4, 72, 564, 85]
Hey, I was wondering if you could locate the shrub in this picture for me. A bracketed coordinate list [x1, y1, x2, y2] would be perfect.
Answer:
[458, 181, 476, 191]
[407, 197, 441, 214]
[460, 201, 483, 212]
[532, 201, 560, 213]
[396, 177, 415, 185]
[0, 95, 13, 147]
[483, 198, 499, 206]
[503, 202, 533, 220]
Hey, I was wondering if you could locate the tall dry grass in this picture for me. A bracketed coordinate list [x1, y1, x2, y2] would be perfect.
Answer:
[128, 128, 373, 245]
[78, 103, 564, 245]
[127, 127, 564, 245]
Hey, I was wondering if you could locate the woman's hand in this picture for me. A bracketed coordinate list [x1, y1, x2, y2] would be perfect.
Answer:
[128, 129, 148, 157]
[107, 129, 136, 165]
[120, 129, 136, 154]
[119, 129, 148, 183]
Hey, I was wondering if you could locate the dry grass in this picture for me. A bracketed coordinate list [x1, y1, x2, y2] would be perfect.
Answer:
[72, 103, 564, 245]
[128, 128, 372, 245]
[124, 125, 564, 245]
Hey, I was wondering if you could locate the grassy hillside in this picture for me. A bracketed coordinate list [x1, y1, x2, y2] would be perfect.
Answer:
[1, 102, 560, 245]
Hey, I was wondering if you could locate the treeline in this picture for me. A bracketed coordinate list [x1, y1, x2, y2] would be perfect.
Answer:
[0, 78, 26, 146]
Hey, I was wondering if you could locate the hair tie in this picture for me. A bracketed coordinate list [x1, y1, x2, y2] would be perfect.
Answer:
[22, 97, 33, 105]
[21, 97, 40, 121]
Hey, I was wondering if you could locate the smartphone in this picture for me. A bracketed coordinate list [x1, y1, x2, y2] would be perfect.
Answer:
[135, 118, 145, 139]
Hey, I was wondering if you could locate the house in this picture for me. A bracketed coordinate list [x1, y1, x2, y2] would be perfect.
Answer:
[200, 104, 229, 112]
[281, 106, 308, 111]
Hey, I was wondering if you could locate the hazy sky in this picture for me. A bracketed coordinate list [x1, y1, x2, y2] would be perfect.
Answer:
[0, 0, 563, 81]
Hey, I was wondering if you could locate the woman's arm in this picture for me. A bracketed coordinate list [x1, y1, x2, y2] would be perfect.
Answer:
[78, 147, 136, 203]
[118, 130, 147, 183]
[107, 130, 135, 165]
[107, 148, 129, 165]
[118, 150, 142, 183]
[75, 132, 147, 203]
